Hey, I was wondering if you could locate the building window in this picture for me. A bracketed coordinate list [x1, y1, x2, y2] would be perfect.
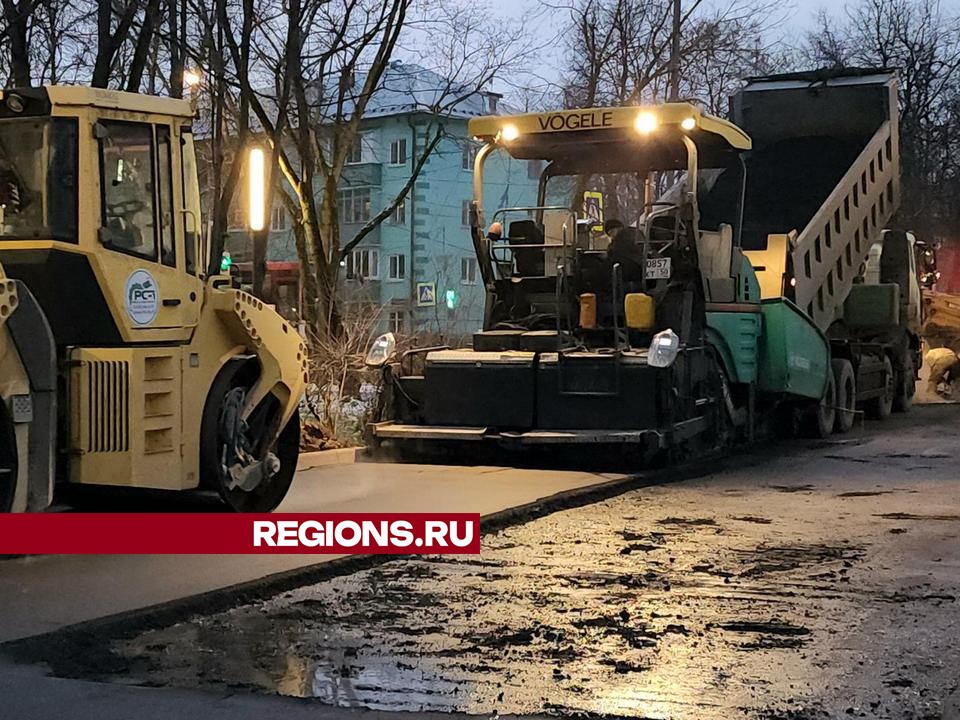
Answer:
[462, 142, 478, 170]
[388, 253, 406, 281]
[346, 248, 379, 280]
[346, 139, 363, 164]
[227, 201, 245, 231]
[339, 187, 372, 224]
[389, 138, 407, 165]
[388, 310, 405, 334]
[527, 159, 545, 180]
[461, 256, 478, 284]
[461, 199, 472, 226]
[271, 206, 287, 231]
[347, 133, 375, 164]
[390, 199, 406, 224]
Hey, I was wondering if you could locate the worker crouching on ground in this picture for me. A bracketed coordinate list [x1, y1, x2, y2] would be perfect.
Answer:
[925, 347, 960, 397]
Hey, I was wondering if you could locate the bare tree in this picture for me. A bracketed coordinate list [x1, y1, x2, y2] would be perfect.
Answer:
[0, 0, 188, 91]
[548, 0, 778, 219]
[207, 0, 531, 338]
[805, 0, 960, 238]
[556, 0, 778, 109]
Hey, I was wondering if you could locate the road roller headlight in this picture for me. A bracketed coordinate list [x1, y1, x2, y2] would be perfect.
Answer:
[365, 332, 397, 367]
[648, 328, 680, 368]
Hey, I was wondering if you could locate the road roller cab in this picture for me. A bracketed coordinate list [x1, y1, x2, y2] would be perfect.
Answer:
[0, 86, 305, 512]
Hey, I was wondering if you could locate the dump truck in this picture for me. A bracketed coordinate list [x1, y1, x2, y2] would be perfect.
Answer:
[367, 68, 920, 457]
[0, 86, 306, 512]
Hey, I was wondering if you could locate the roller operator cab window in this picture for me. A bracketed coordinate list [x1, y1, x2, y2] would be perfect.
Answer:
[0, 117, 78, 241]
[97, 121, 158, 260]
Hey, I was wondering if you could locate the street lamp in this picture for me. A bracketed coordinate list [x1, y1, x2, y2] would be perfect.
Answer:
[248, 147, 267, 232]
[183, 68, 202, 89]
[183, 68, 202, 114]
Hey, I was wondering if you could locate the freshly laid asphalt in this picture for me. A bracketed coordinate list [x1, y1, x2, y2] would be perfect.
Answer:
[0, 460, 629, 643]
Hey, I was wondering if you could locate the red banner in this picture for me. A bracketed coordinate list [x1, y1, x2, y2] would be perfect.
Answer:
[0, 513, 481, 555]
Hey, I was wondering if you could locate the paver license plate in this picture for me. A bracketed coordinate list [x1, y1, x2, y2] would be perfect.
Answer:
[645, 257, 671, 279]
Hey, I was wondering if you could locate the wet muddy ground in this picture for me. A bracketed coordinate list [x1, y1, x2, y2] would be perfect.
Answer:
[11, 405, 960, 719]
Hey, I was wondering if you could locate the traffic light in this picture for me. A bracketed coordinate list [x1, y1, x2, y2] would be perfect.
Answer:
[220, 251, 233, 273]
[445, 289, 457, 310]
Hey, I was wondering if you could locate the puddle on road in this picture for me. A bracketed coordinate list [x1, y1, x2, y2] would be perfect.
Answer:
[77, 485, 960, 720]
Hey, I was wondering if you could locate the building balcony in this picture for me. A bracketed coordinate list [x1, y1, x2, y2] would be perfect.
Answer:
[340, 223, 380, 246]
[342, 162, 382, 187]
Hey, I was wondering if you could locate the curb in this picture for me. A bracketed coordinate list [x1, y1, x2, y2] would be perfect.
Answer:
[296, 447, 360, 471]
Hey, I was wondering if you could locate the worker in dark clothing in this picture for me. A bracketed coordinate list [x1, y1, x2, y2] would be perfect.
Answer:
[0, 160, 23, 214]
[594, 218, 624, 251]
[604, 218, 624, 238]
[607, 226, 644, 283]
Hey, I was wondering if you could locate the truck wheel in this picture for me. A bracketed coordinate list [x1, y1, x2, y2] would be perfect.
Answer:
[866, 355, 894, 420]
[802, 369, 836, 439]
[832, 359, 856, 434]
[893, 352, 915, 413]
[200, 362, 300, 513]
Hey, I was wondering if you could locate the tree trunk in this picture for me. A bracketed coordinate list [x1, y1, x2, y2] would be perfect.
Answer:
[251, 229, 269, 299]
[293, 219, 321, 329]
[92, 0, 141, 88]
[2, 0, 32, 87]
[167, 0, 183, 98]
[316, 175, 342, 337]
[92, 0, 115, 87]
[126, 0, 162, 93]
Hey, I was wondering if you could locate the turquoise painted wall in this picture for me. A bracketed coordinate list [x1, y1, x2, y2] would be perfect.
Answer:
[262, 113, 538, 337]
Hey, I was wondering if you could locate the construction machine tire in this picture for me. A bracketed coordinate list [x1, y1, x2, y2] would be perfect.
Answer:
[200, 361, 300, 513]
[893, 351, 915, 413]
[774, 401, 802, 438]
[866, 355, 894, 420]
[802, 368, 836, 439]
[0, 404, 17, 512]
[832, 358, 856, 434]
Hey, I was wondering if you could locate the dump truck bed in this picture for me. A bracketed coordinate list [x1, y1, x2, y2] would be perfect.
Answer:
[729, 69, 900, 332]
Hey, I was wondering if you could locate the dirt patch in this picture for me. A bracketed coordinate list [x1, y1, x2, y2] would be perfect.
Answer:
[874, 512, 960, 521]
[836, 491, 894, 497]
[715, 620, 811, 636]
[656, 516, 718, 526]
[730, 515, 774, 524]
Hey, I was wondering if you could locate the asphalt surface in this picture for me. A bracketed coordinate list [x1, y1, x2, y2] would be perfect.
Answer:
[0, 462, 627, 642]
[6, 403, 960, 720]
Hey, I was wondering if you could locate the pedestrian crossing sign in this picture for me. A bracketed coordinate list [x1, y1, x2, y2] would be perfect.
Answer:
[416, 282, 436, 307]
